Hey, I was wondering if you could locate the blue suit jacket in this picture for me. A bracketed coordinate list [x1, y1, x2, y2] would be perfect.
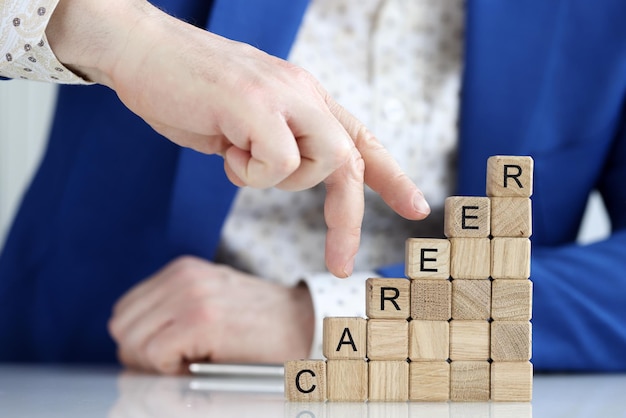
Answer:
[1, 0, 625, 371]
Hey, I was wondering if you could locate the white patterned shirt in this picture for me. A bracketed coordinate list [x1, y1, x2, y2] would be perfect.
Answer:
[217, 0, 464, 358]
[0, 0, 87, 83]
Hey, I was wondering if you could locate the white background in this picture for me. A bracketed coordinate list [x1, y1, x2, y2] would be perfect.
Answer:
[0, 80, 611, 253]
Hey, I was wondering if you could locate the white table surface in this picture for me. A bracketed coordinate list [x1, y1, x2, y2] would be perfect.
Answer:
[0, 364, 625, 418]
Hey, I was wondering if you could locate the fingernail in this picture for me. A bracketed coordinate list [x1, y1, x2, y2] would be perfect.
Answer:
[342, 259, 355, 278]
[414, 193, 431, 216]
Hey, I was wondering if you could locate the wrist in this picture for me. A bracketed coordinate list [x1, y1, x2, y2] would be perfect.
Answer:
[290, 282, 315, 357]
[45, 0, 156, 86]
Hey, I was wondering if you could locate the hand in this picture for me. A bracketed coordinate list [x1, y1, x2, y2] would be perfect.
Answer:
[108, 256, 315, 374]
[46, 0, 430, 277]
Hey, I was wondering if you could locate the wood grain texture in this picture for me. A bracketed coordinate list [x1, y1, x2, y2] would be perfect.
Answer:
[444, 196, 491, 238]
[323, 317, 367, 360]
[366, 278, 411, 319]
[327, 360, 368, 401]
[449, 320, 490, 361]
[410, 279, 451, 320]
[409, 320, 449, 361]
[450, 238, 491, 279]
[486, 155, 534, 197]
[491, 238, 531, 279]
[491, 321, 532, 361]
[409, 361, 450, 401]
[452, 279, 491, 320]
[491, 361, 533, 402]
[367, 319, 409, 360]
[491, 279, 533, 321]
[490, 197, 532, 238]
[405, 238, 450, 279]
[368, 360, 409, 401]
[284, 360, 327, 401]
[450, 361, 490, 401]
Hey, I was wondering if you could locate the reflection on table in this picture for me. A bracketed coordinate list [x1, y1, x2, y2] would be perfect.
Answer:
[1, 365, 625, 417]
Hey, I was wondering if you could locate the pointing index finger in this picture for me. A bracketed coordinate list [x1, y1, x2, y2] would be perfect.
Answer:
[322, 88, 431, 220]
[323, 146, 365, 278]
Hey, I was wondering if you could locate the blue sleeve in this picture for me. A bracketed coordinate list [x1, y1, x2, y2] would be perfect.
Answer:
[531, 235, 626, 372]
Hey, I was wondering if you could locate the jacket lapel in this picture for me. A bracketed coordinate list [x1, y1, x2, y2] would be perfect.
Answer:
[208, 0, 310, 58]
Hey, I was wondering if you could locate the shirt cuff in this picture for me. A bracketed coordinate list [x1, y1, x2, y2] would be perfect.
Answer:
[299, 271, 374, 359]
[0, 0, 92, 84]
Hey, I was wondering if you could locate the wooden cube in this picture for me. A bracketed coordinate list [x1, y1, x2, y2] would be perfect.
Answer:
[405, 238, 450, 279]
[452, 279, 491, 320]
[409, 361, 450, 401]
[366, 278, 410, 319]
[491, 197, 532, 238]
[486, 155, 534, 197]
[327, 360, 368, 401]
[449, 320, 490, 361]
[409, 320, 449, 361]
[491, 238, 531, 279]
[491, 279, 533, 321]
[323, 317, 367, 360]
[284, 360, 327, 401]
[491, 361, 533, 402]
[450, 361, 490, 401]
[368, 360, 409, 401]
[444, 196, 491, 238]
[410, 279, 451, 321]
[491, 321, 532, 361]
[367, 319, 409, 360]
[450, 238, 491, 279]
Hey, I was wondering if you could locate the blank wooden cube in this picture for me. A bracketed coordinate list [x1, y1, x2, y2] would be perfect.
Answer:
[367, 319, 409, 360]
[491, 321, 532, 361]
[284, 360, 327, 401]
[491, 197, 532, 237]
[491, 361, 533, 402]
[410, 279, 451, 320]
[450, 238, 491, 279]
[491, 238, 531, 279]
[486, 155, 534, 197]
[409, 320, 449, 361]
[450, 361, 490, 401]
[323, 317, 367, 360]
[444, 196, 491, 238]
[366, 278, 410, 319]
[368, 360, 409, 401]
[327, 360, 368, 401]
[452, 279, 491, 320]
[409, 361, 450, 401]
[405, 238, 450, 279]
[492, 279, 533, 321]
[449, 320, 490, 361]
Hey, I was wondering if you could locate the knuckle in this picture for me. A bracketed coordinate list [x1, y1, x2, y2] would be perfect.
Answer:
[354, 125, 382, 150]
[107, 318, 122, 340]
[169, 256, 203, 280]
